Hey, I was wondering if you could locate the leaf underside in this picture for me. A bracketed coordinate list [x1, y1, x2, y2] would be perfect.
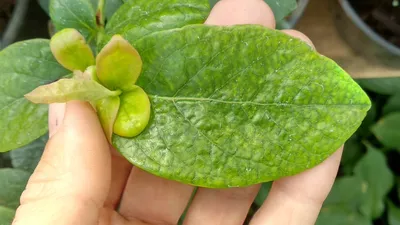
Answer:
[25, 79, 117, 104]
[112, 25, 371, 188]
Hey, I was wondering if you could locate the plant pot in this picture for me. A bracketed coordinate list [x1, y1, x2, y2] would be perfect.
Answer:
[334, 0, 400, 68]
[0, 0, 29, 49]
[278, 0, 310, 29]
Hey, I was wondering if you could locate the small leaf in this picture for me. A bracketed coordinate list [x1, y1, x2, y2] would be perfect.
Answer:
[25, 79, 120, 104]
[113, 25, 371, 188]
[388, 201, 400, 225]
[0, 40, 69, 152]
[0, 169, 31, 210]
[254, 182, 272, 206]
[383, 94, 400, 116]
[96, 35, 142, 91]
[10, 134, 48, 173]
[96, 96, 120, 141]
[354, 145, 394, 219]
[50, 28, 95, 71]
[371, 113, 400, 149]
[101, 0, 210, 49]
[50, 0, 98, 42]
[357, 78, 400, 95]
[0, 206, 15, 225]
[114, 86, 151, 137]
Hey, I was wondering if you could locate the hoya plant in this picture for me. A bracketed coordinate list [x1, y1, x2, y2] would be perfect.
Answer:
[0, 0, 371, 189]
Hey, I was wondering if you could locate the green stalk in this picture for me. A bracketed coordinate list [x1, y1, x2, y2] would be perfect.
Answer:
[97, 0, 106, 27]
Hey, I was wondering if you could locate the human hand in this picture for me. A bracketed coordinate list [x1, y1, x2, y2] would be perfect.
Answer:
[12, 1, 343, 224]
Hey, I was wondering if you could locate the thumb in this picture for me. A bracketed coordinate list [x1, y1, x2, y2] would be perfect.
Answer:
[13, 101, 111, 225]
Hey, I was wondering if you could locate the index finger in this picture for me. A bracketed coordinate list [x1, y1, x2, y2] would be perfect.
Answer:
[251, 148, 343, 225]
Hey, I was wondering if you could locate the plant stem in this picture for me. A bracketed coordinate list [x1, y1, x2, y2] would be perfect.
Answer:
[0, 0, 29, 49]
[96, 0, 105, 27]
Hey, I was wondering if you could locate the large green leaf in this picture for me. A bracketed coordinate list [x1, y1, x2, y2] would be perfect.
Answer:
[388, 201, 400, 225]
[208, 0, 297, 21]
[371, 113, 400, 149]
[40, 0, 123, 20]
[357, 78, 400, 95]
[0, 40, 69, 152]
[104, 0, 124, 20]
[10, 135, 48, 173]
[354, 145, 394, 219]
[0, 169, 31, 210]
[112, 25, 371, 188]
[316, 177, 370, 225]
[102, 0, 210, 49]
[383, 94, 400, 116]
[50, 0, 98, 42]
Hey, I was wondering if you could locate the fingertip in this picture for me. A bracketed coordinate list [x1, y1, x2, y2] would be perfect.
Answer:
[49, 103, 66, 138]
[206, 0, 276, 28]
[62, 101, 103, 136]
[281, 29, 315, 49]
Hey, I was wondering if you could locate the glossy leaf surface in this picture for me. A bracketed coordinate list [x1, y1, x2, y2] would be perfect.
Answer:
[113, 25, 371, 187]
[50, 0, 98, 42]
[0, 40, 69, 152]
[101, 0, 210, 49]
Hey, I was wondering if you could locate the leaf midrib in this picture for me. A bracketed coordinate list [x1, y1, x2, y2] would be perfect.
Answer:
[150, 95, 369, 107]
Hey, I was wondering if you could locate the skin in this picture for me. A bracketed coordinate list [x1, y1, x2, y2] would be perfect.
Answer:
[12, 0, 343, 224]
